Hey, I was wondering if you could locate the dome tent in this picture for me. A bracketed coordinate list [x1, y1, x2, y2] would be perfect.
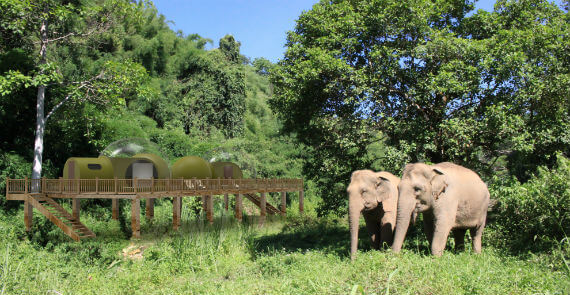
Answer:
[210, 162, 243, 179]
[171, 156, 212, 179]
[132, 153, 170, 179]
[99, 138, 171, 179]
[63, 157, 114, 179]
[107, 157, 139, 178]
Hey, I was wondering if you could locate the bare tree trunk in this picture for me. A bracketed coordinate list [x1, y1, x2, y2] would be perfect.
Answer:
[31, 8, 49, 184]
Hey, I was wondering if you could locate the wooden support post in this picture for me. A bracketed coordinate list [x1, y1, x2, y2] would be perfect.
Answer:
[41, 177, 46, 193]
[206, 195, 214, 225]
[224, 193, 229, 212]
[131, 198, 141, 239]
[173, 197, 181, 230]
[24, 197, 32, 231]
[112, 199, 119, 220]
[72, 198, 80, 221]
[201, 195, 207, 214]
[260, 192, 267, 226]
[146, 198, 154, 219]
[177, 196, 182, 228]
[299, 190, 305, 214]
[235, 193, 242, 222]
[281, 191, 286, 216]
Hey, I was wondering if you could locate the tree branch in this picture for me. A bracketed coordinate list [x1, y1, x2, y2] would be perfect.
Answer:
[378, 82, 431, 122]
[45, 72, 104, 121]
[45, 92, 73, 121]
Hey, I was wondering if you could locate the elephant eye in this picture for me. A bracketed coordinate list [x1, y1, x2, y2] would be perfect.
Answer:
[414, 186, 422, 192]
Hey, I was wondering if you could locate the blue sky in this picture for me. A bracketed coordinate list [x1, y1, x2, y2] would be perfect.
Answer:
[151, 0, 497, 63]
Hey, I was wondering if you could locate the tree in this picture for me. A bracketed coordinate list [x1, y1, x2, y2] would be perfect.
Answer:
[270, 0, 569, 215]
[0, 0, 151, 180]
[252, 57, 274, 76]
[219, 34, 241, 64]
[151, 34, 246, 138]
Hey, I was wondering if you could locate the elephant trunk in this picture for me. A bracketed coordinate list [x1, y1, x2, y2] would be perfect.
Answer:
[349, 199, 363, 260]
[392, 189, 415, 253]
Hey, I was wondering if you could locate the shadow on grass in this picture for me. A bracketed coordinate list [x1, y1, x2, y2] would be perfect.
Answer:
[250, 215, 391, 259]
[251, 215, 435, 259]
[251, 216, 351, 258]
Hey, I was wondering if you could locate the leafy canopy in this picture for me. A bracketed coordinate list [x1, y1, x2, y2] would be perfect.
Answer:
[271, 0, 569, 215]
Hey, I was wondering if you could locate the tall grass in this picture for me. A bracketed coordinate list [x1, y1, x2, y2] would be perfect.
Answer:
[0, 198, 568, 294]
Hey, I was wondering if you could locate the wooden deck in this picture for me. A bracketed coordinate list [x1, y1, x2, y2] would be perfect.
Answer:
[6, 177, 304, 241]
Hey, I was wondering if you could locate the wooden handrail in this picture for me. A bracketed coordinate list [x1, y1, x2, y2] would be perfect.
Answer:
[5, 177, 304, 195]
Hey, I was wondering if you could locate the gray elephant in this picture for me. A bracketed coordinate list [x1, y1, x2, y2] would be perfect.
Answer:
[391, 162, 490, 256]
[347, 170, 399, 260]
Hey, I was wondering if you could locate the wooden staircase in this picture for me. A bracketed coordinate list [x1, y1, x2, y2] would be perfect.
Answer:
[243, 193, 281, 215]
[26, 196, 96, 241]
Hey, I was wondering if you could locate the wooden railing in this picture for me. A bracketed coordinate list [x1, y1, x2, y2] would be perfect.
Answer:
[5, 177, 304, 195]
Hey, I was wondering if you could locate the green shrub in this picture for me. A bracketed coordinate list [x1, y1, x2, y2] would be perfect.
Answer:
[0, 152, 31, 211]
[489, 154, 570, 253]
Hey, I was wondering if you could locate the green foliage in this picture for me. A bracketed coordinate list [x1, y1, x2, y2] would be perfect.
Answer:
[252, 57, 274, 76]
[1, 1, 570, 291]
[163, 48, 246, 137]
[0, 0, 295, 188]
[93, 60, 157, 108]
[219, 34, 241, 64]
[488, 154, 570, 253]
[270, 0, 570, 215]
[0, 152, 31, 210]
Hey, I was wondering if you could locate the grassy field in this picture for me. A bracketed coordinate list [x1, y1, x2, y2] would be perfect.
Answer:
[0, 198, 568, 295]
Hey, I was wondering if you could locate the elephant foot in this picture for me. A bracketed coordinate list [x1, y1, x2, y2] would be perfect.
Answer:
[432, 250, 444, 257]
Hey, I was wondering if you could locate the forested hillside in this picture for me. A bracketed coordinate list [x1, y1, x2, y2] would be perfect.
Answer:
[0, 0, 303, 207]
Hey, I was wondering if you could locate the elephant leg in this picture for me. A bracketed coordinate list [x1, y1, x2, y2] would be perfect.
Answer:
[431, 215, 454, 257]
[470, 223, 485, 254]
[423, 212, 435, 249]
[452, 228, 466, 252]
[363, 211, 381, 250]
[379, 211, 396, 248]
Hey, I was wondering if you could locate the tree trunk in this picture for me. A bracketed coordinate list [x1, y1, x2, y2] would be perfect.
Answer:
[32, 84, 46, 181]
[31, 8, 49, 184]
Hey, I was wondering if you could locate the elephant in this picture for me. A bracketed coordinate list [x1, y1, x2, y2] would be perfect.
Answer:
[391, 162, 490, 256]
[347, 170, 399, 260]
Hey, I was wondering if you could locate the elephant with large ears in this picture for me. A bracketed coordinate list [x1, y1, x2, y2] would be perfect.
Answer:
[347, 170, 399, 260]
[392, 162, 490, 256]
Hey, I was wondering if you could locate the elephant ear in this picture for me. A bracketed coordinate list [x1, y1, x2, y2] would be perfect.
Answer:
[375, 175, 397, 212]
[430, 168, 448, 200]
[402, 163, 415, 178]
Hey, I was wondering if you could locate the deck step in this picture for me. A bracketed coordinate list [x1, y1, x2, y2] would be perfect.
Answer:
[243, 193, 281, 215]
[26, 196, 95, 242]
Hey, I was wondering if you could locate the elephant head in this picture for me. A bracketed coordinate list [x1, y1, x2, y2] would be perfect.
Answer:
[347, 170, 399, 259]
[392, 163, 447, 253]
